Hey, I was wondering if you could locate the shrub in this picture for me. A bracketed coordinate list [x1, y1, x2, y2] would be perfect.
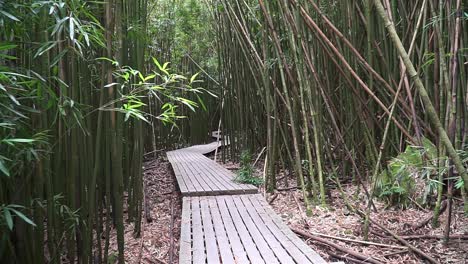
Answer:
[235, 150, 263, 186]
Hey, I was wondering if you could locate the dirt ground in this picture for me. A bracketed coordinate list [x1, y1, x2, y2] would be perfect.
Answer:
[268, 184, 468, 263]
[108, 157, 181, 264]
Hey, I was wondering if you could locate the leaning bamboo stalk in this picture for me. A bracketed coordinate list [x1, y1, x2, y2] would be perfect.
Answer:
[372, 0, 468, 193]
[292, 0, 414, 142]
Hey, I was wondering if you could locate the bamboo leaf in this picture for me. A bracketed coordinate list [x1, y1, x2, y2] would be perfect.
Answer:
[190, 72, 200, 84]
[0, 44, 17, 51]
[2, 138, 36, 144]
[0, 160, 10, 177]
[4, 209, 13, 230]
[0, 11, 20, 22]
[69, 16, 75, 41]
[9, 209, 36, 227]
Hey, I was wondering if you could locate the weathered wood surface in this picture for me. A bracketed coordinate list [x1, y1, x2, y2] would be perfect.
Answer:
[167, 141, 256, 197]
[168, 138, 327, 263]
[179, 195, 327, 264]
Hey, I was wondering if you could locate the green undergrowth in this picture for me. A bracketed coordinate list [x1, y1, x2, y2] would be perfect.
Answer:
[235, 150, 263, 187]
[375, 138, 467, 208]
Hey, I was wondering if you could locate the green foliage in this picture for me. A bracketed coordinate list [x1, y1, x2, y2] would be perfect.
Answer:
[0, 204, 36, 231]
[0, 204, 36, 260]
[99, 56, 207, 125]
[0, 58, 50, 178]
[235, 150, 263, 186]
[376, 138, 446, 207]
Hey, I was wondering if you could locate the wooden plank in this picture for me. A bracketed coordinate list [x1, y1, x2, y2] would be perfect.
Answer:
[179, 197, 192, 264]
[168, 147, 257, 196]
[191, 197, 206, 263]
[171, 151, 198, 194]
[238, 195, 295, 263]
[182, 151, 257, 195]
[184, 152, 236, 191]
[186, 152, 257, 194]
[255, 196, 327, 264]
[208, 197, 236, 264]
[171, 161, 189, 193]
[181, 154, 213, 195]
[181, 151, 217, 194]
[230, 196, 280, 264]
[174, 151, 204, 194]
[215, 196, 250, 263]
[194, 158, 240, 190]
[200, 197, 221, 264]
[248, 195, 317, 263]
[221, 196, 266, 263]
[185, 157, 224, 195]
[204, 164, 257, 193]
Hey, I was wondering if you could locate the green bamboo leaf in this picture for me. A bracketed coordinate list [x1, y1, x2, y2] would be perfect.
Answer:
[4, 209, 13, 230]
[69, 16, 75, 41]
[0, 160, 10, 177]
[190, 72, 200, 84]
[2, 138, 36, 144]
[0, 44, 17, 51]
[152, 57, 162, 70]
[0, 10, 20, 22]
[9, 209, 36, 227]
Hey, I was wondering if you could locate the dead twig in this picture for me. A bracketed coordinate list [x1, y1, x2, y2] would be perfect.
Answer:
[370, 219, 440, 264]
[277, 186, 298, 192]
[268, 193, 279, 204]
[304, 230, 407, 249]
[400, 234, 468, 240]
[328, 251, 368, 263]
[383, 249, 409, 257]
[412, 200, 447, 230]
[292, 228, 384, 264]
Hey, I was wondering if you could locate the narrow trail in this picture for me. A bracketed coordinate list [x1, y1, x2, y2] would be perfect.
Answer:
[167, 135, 330, 264]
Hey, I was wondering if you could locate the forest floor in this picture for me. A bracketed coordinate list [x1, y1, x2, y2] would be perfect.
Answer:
[214, 153, 468, 264]
[109, 157, 181, 264]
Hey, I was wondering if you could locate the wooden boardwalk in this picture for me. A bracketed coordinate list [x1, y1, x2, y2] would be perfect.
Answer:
[167, 138, 327, 263]
[167, 141, 257, 196]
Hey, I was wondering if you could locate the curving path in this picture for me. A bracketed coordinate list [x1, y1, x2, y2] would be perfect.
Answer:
[167, 137, 328, 264]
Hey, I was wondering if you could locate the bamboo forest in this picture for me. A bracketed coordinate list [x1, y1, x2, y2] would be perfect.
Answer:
[1, 0, 467, 263]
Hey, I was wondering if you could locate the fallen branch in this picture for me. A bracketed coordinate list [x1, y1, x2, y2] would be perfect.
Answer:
[268, 193, 278, 204]
[334, 176, 440, 264]
[382, 249, 409, 257]
[304, 230, 406, 249]
[328, 251, 365, 263]
[400, 234, 468, 240]
[370, 219, 440, 264]
[291, 228, 384, 264]
[412, 200, 447, 230]
[144, 149, 164, 156]
[277, 186, 298, 192]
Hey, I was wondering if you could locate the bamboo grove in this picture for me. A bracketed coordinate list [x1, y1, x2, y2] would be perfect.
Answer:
[1, 0, 468, 263]
[0, 0, 217, 263]
[213, 0, 467, 239]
